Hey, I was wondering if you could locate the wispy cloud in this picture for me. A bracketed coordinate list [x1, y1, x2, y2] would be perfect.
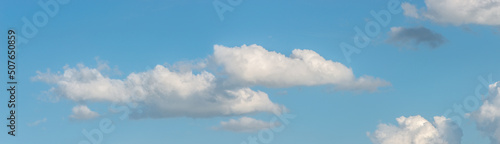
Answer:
[214, 117, 279, 133]
[28, 118, 47, 126]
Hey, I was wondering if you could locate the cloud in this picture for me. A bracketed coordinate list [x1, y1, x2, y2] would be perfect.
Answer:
[402, 1, 500, 26]
[214, 117, 279, 133]
[34, 44, 388, 119]
[402, 3, 419, 19]
[70, 105, 99, 120]
[469, 81, 500, 144]
[386, 27, 446, 49]
[35, 64, 285, 119]
[34, 64, 131, 103]
[28, 118, 47, 126]
[368, 115, 463, 144]
[212, 44, 390, 91]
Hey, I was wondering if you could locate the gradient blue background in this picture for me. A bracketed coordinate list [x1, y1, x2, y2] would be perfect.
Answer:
[1, 0, 499, 143]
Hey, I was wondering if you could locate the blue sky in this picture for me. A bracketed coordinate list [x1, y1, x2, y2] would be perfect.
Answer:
[1, 0, 500, 144]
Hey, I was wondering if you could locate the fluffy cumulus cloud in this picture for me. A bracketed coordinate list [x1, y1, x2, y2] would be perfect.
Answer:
[469, 81, 500, 143]
[34, 44, 388, 122]
[368, 115, 463, 144]
[213, 44, 390, 91]
[214, 117, 279, 133]
[402, 0, 500, 26]
[35, 64, 284, 119]
[70, 105, 100, 120]
[386, 27, 446, 49]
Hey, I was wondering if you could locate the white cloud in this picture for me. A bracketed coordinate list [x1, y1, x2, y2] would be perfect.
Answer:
[402, 0, 500, 26]
[28, 118, 47, 126]
[402, 3, 419, 19]
[212, 44, 390, 91]
[35, 64, 285, 119]
[368, 115, 463, 144]
[469, 81, 500, 143]
[34, 64, 131, 103]
[34, 44, 388, 120]
[214, 117, 279, 133]
[70, 105, 99, 120]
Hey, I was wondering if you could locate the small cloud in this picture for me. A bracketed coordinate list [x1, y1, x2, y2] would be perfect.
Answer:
[95, 57, 122, 76]
[95, 57, 111, 71]
[386, 27, 446, 49]
[213, 117, 280, 133]
[333, 75, 391, 92]
[70, 105, 99, 120]
[28, 118, 47, 126]
[402, 2, 419, 19]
